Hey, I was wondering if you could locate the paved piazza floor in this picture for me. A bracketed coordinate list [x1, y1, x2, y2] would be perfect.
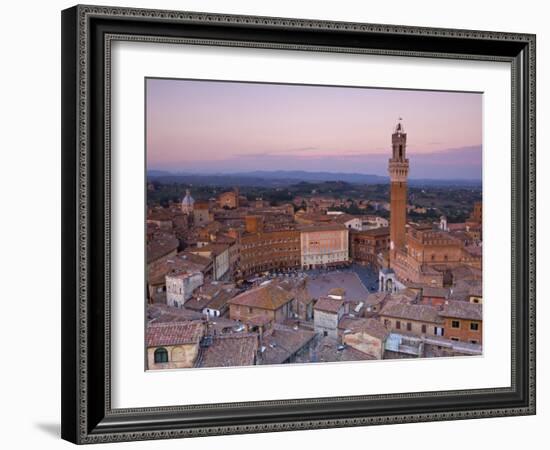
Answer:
[305, 264, 379, 300]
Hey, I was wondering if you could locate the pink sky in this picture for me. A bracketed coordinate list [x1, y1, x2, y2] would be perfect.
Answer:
[146, 78, 482, 179]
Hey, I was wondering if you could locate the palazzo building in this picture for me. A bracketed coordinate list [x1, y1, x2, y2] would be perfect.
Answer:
[350, 227, 390, 270]
[299, 224, 349, 270]
[239, 228, 301, 277]
[379, 120, 482, 292]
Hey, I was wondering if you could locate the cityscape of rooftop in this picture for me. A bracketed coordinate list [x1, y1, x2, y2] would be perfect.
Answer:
[145, 79, 483, 369]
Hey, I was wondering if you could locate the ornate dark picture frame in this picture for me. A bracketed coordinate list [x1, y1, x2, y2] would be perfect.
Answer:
[61, 4, 536, 444]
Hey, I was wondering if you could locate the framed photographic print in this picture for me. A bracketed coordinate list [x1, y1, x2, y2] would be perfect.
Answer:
[61, 4, 536, 444]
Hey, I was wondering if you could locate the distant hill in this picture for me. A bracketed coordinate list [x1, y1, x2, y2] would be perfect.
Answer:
[146, 170, 481, 187]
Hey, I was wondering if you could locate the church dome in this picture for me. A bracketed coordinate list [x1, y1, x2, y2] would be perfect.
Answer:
[181, 189, 195, 212]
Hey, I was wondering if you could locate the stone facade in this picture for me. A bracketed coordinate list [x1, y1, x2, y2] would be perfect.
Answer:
[147, 343, 200, 370]
[300, 225, 349, 270]
[165, 271, 204, 307]
[239, 229, 300, 277]
[193, 201, 211, 225]
[350, 227, 390, 269]
[313, 297, 344, 340]
[218, 189, 239, 209]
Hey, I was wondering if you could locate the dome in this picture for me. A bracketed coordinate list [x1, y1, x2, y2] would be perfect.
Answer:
[181, 189, 195, 213]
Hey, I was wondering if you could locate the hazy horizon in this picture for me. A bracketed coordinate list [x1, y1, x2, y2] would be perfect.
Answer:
[146, 167, 482, 181]
[146, 78, 482, 180]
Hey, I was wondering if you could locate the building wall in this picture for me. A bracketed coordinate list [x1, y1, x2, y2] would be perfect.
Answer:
[314, 309, 342, 340]
[391, 226, 482, 286]
[390, 180, 407, 256]
[147, 343, 200, 370]
[343, 218, 362, 231]
[165, 272, 204, 307]
[442, 317, 483, 344]
[391, 249, 446, 287]
[219, 191, 238, 208]
[407, 230, 464, 265]
[239, 230, 300, 276]
[229, 303, 291, 324]
[193, 208, 211, 226]
[350, 229, 390, 269]
[300, 229, 349, 269]
[214, 248, 230, 280]
[380, 316, 444, 338]
[227, 242, 240, 276]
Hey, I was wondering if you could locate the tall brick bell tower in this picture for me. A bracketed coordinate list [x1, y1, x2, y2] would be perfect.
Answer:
[388, 119, 409, 263]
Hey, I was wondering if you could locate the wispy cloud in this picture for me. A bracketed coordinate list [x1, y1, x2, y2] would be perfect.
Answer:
[233, 146, 319, 158]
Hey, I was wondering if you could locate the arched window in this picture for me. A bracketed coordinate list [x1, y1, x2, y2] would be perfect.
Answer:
[399, 144, 403, 159]
[154, 347, 168, 363]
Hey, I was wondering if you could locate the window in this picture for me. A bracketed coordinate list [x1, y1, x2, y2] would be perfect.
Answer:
[421, 324, 427, 333]
[470, 340, 479, 345]
[470, 322, 479, 331]
[406, 322, 412, 331]
[451, 320, 460, 329]
[323, 331, 328, 337]
[396, 321, 401, 330]
[451, 337, 460, 342]
[154, 348, 169, 364]
[434, 326, 444, 337]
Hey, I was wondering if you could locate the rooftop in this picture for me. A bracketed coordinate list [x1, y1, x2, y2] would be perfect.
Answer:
[147, 304, 204, 323]
[307, 337, 376, 363]
[147, 208, 173, 222]
[440, 301, 482, 321]
[147, 232, 179, 264]
[260, 324, 316, 365]
[364, 291, 389, 306]
[421, 286, 450, 299]
[380, 301, 444, 324]
[189, 243, 230, 257]
[314, 297, 344, 314]
[198, 334, 258, 368]
[227, 280, 295, 310]
[147, 321, 204, 347]
[353, 227, 390, 237]
[339, 317, 390, 341]
[297, 223, 348, 232]
[147, 251, 212, 285]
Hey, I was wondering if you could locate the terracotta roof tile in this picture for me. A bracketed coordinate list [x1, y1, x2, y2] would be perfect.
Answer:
[147, 321, 204, 347]
[260, 324, 316, 365]
[227, 281, 294, 310]
[314, 297, 344, 314]
[339, 317, 390, 341]
[147, 232, 179, 264]
[147, 251, 211, 285]
[440, 301, 482, 321]
[380, 301, 444, 324]
[199, 334, 258, 367]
